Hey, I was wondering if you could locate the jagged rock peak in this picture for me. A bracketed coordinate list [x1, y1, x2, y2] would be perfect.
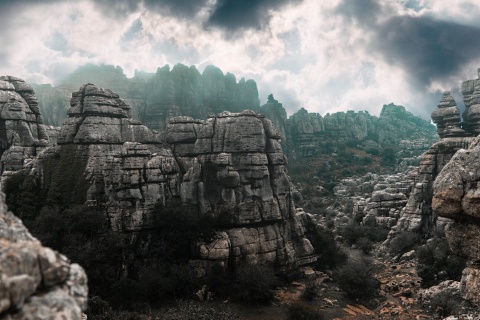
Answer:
[431, 91, 464, 138]
[0, 192, 88, 318]
[437, 91, 456, 108]
[57, 83, 158, 145]
[0, 76, 49, 147]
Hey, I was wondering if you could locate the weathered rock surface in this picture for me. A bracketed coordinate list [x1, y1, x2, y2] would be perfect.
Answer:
[0, 76, 52, 174]
[0, 192, 88, 319]
[285, 104, 437, 160]
[431, 91, 465, 138]
[332, 171, 413, 231]
[20, 84, 316, 274]
[33, 64, 260, 132]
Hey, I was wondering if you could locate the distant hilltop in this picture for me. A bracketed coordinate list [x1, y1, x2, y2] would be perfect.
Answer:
[31, 63, 438, 160]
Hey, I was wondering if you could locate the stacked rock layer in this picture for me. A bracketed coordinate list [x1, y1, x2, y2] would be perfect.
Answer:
[22, 84, 316, 274]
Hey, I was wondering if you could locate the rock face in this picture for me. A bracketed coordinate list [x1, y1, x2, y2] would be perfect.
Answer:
[33, 64, 260, 132]
[19, 84, 316, 274]
[393, 137, 474, 235]
[432, 136, 480, 306]
[285, 104, 437, 160]
[332, 172, 413, 231]
[0, 192, 88, 319]
[166, 110, 316, 270]
[431, 91, 465, 138]
[0, 76, 52, 173]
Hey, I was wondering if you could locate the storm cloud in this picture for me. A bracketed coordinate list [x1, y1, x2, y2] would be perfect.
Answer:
[1, 0, 480, 120]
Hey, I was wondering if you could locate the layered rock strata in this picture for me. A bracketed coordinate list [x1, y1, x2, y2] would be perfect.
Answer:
[21, 84, 316, 273]
[166, 110, 316, 271]
[285, 104, 437, 160]
[0, 76, 51, 173]
[461, 69, 480, 135]
[431, 92, 465, 138]
[0, 193, 88, 319]
[432, 136, 480, 306]
[332, 172, 413, 230]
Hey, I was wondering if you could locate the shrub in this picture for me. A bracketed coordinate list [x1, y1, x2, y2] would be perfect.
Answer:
[389, 231, 422, 255]
[309, 226, 347, 270]
[428, 290, 462, 317]
[355, 237, 373, 254]
[229, 264, 280, 303]
[332, 257, 380, 299]
[338, 223, 389, 247]
[417, 237, 467, 287]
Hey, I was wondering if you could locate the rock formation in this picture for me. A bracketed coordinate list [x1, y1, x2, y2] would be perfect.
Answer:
[16, 83, 316, 274]
[285, 104, 437, 160]
[390, 71, 480, 240]
[431, 91, 465, 138]
[431, 135, 480, 306]
[0, 192, 88, 319]
[166, 110, 316, 270]
[0, 76, 52, 174]
[33, 64, 260, 132]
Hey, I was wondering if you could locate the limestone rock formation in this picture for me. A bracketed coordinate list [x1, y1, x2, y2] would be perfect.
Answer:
[0, 192, 88, 319]
[431, 135, 480, 306]
[461, 69, 480, 135]
[166, 110, 316, 271]
[18, 83, 316, 274]
[286, 104, 437, 160]
[431, 92, 465, 138]
[0, 76, 52, 173]
[393, 137, 474, 235]
[259, 94, 288, 145]
[57, 83, 158, 145]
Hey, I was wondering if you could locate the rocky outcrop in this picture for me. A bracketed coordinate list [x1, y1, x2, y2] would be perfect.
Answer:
[19, 84, 316, 274]
[332, 172, 413, 230]
[431, 91, 465, 138]
[432, 136, 480, 306]
[393, 137, 474, 235]
[0, 192, 88, 319]
[166, 110, 316, 271]
[0, 76, 52, 173]
[461, 68, 480, 135]
[286, 104, 437, 160]
[33, 64, 260, 132]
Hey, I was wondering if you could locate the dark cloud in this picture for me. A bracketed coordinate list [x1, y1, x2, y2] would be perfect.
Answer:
[374, 16, 480, 88]
[207, 0, 303, 32]
[335, 0, 383, 26]
[336, 0, 480, 90]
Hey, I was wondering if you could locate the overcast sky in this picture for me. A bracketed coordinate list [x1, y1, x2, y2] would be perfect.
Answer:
[1, 0, 480, 119]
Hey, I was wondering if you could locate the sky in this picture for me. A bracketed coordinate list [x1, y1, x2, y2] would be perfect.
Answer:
[1, 0, 480, 119]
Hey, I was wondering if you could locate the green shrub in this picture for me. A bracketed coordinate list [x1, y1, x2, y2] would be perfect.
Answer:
[417, 237, 466, 287]
[356, 237, 373, 254]
[229, 264, 280, 303]
[333, 257, 380, 299]
[389, 231, 422, 255]
[338, 223, 389, 247]
[428, 290, 462, 317]
[309, 226, 347, 270]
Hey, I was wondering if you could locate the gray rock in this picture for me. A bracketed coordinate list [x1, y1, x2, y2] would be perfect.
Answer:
[0, 193, 87, 318]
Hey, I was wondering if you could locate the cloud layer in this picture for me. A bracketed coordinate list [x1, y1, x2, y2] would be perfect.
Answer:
[1, 0, 480, 119]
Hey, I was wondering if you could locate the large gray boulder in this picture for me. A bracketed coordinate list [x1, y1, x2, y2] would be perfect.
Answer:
[0, 193, 88, 319]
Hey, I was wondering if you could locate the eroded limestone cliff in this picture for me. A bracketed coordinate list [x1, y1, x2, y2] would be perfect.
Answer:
[15, 83, 315, 274]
